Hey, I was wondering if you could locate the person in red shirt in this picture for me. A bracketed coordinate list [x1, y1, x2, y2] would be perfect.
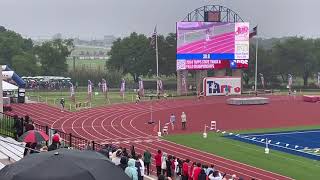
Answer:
[193, 163, 202, 180]
[182, 159, 190, 180]
[189, 162, 196, 180]
[155, 150, 162, 177]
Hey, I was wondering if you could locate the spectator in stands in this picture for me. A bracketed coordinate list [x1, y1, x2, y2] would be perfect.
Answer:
[24, 116, 34, 132]
[229, 174, 237, 180]
[198, 168, 207, 180]
[143, 149, 152, 175]
[23, 143, 31, 157]
[123, 148, 129, 157]
[193, 163, 202, 180]
[182, 159, 190, 180]
[181, 112, 187, 130]
[33, 144, 42, 154]
[112, 149, 122, 165]
[85, 142, 92, 150]
[206, 164, 215, 175]
[52, 130, 61, 146]
[41, 146, 48, 152]
[130, 145, 136, 159]
[171, 156, 178, 178]
[158, 175, 172, 180]
[13, 115, 23, 140]
[189, 162, 196, 180]
[161, 152, 167, 175]
[125, 158, 138, 180]
[155, 150, 162, 177]
[166, 155, 172, 177]
[208, 171, 225, 180]
[48, 135, 60, 151]
[135, 154, 144, 180]
[118, 156, 128, 170]
[176, 158, 183, 177]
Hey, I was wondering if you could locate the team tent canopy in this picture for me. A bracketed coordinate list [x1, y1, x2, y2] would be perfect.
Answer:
[2, 81, 18, 91]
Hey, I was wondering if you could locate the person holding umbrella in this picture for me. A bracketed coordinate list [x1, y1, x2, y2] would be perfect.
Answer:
[19, 130, 49, 156]
[0, 148, 131, 180]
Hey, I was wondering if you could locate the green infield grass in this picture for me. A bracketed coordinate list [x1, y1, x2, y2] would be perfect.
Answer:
[164, 126, 320, 180]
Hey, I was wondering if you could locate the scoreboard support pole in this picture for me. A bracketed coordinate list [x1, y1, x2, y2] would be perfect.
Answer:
[232, 69, 243, 94]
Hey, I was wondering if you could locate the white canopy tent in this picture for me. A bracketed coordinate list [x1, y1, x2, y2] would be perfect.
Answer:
[2, 81, 18, 91]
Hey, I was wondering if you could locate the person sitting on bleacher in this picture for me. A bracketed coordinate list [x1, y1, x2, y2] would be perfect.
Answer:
[13, 115, 23, 140]
[24, 115, 35, 132]
[48, 135, 60, 151]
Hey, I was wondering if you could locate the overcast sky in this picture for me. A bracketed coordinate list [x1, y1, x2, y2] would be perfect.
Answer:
[0, 0, 319, 39]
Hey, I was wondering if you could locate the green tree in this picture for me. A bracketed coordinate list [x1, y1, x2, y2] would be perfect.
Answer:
[271, 37, 317, 86]
[11, 52, 40, 76]
[0, 26, 34, 67]
[107, 32, 153, 81]
[35, 39, 74, 75]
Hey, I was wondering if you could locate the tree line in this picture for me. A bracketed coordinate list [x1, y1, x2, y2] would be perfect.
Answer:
[2, 25, 320, 88]
[0, 26, 73, 77]
[108, 33, 320, 88]
[244, 37, 320, 88]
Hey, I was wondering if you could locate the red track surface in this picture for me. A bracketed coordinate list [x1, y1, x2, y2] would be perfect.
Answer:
[9, 95, 320, 180]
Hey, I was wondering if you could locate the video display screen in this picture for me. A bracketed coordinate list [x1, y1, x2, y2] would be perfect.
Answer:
[176, 22, 249, 70]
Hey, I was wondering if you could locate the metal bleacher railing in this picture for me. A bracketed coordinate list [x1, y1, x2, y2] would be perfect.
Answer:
[0, 112, 104, 151]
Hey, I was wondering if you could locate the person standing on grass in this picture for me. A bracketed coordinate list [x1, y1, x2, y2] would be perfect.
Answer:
[143, 149, 152, 175]
[155, 150, 162, 177]
[169, 114, 176, 130]
[60, 98, 65, 112]
[181, 112, 187, 130]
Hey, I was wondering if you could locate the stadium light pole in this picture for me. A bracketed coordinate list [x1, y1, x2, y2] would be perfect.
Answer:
[156, 30, 159, 95]
[254, 37, 259, 92]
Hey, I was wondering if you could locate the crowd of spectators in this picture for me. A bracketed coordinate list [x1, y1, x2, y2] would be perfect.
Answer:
[97, 144, 245, 180]
[12, 115, 250, 180]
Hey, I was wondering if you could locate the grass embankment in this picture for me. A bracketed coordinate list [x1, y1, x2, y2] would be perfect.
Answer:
[165, 126, 320, 180]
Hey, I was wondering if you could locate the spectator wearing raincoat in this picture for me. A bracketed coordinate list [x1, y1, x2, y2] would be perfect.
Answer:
[125, 158, 138, 180]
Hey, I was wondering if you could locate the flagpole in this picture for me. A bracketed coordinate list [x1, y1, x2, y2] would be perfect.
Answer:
[254, 37, 259, 92]
[155, 27, 159, 95]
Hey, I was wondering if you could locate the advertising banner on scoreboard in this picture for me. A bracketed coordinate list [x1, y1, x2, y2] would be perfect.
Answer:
[203, 77, 241, 96]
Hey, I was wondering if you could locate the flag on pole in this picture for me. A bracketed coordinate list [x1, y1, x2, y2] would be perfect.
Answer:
[150, 26, 157, 48]
[102, 79, 108, 93]
[70, 82, 75, 102]
[181, 74, 187, 92]
[288, 74, 293, 88]
[138, 77, 144, 96]
[157, 79, 163, 93]
[87, 80, 92, 95]
[120, 79, 126, 96]
[249, 26, 258, 38]
[317, 72, 320, 87]
[70, 82, 75, 97]
[259, 73, 265, 88]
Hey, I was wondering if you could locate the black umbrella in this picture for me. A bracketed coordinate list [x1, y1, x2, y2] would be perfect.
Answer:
[0, 148, 130, 180]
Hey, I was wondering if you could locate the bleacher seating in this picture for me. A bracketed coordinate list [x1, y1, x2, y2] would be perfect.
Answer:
[0, 136, 24, 170]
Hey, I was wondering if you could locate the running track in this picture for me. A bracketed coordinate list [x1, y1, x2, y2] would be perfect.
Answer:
[177, 32, 235, 54]
[9, 95, 320, 180]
